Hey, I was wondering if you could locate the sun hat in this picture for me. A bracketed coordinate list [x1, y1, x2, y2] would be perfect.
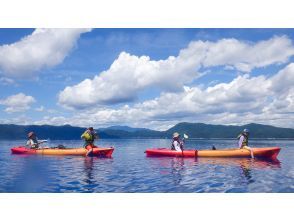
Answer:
[173, 132, 180, 138]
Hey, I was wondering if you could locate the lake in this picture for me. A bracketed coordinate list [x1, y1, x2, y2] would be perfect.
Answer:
[0, 139, 293, 192]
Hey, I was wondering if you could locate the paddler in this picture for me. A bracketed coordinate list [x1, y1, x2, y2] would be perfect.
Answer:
[237, 128, 254, 158]
[171, 132, 185, 152]
[81, 127, 99, 156]
[26, 131, 40, 149]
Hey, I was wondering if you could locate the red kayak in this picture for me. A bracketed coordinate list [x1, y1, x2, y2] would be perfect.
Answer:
[145, 147, 281, 159]
[11, 146, 114, 157]
[145, 148, 198, 157]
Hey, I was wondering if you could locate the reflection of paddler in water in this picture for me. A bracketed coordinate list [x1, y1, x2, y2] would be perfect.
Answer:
[239, 157, 281, 183]
[197, 157, 281, 169]
[197, 157, 281, 184]
[170, 157, 185, 184]
[239, 159, 254, 183]
[83, 157, 96, 190]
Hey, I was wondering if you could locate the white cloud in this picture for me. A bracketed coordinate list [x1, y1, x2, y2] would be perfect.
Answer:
[0, 28, 91, 78]
[270, 63, 294, 93]
[58, 36, 294, 109]
[0, 115, 32, 125]
[0, 93, 36, 113]
[201, 36, 294, 71]
[35, 106, 45, 112]
[58, 51, 200, 109]
[44, 63, 294, 129]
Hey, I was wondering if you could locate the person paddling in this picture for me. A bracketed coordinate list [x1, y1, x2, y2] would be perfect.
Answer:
[26, 132, 40, 149]
[171, 132, 185, 152]
[237, 129, 254, 158]
[81, 127, 99, 156]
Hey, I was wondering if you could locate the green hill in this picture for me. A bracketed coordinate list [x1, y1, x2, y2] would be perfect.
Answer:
[0, 122, 293, 140]
[0, 124, 116, 140]
[165, 122, 294, 138]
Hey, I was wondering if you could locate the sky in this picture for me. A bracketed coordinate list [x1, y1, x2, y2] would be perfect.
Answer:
[0, 28, 294, 130]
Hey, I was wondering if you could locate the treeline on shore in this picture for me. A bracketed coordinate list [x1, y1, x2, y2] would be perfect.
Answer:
[1, 122, 294, 140]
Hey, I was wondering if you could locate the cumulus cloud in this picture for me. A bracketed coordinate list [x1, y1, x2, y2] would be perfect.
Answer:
[41, 63, 294, 129]
[0, 93, 36, 113]
[129, 63, 294, 123]
[201, 36, 294, 70]
[58, 36, 294, 109]
[58, 51, 200, 109]
[0, 115, 32, 125]
[0, 28, 91, 78]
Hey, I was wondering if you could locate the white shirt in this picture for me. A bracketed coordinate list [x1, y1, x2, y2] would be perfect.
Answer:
[238, 135, 245, 148]
[26, 138, 39, 148]
[173, 140, 182, 152]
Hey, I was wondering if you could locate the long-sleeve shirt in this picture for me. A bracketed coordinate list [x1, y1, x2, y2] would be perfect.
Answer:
[238, 135, 248, 148]
[172, 140, 183, 152]
[26, 138, 39, 148]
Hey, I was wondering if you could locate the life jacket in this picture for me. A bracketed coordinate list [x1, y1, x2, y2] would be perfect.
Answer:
[237, 133, 248, 147]
[82, 130, 95, 142]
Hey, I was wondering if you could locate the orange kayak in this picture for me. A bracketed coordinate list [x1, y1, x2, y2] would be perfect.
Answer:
[145, 147, 280, 159]
[11, 146, 114, 157]
[198, 147, 280, 159]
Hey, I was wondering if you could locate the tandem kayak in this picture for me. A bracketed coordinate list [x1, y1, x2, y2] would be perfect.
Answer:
[145, 147, 281, 159]
[11, 146, 114, 157]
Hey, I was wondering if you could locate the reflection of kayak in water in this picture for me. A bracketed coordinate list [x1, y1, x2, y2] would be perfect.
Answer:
[196, 157, 281, 169]
[11, 146, 114, 157]
[146, 156, 281, 171]
[145, 147, 281, 159]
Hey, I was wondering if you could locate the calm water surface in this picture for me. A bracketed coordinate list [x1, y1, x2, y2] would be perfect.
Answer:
[0, 139, 293, 192]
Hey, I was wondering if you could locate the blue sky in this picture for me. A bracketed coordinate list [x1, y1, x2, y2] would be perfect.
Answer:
[0, 29, 294, 130]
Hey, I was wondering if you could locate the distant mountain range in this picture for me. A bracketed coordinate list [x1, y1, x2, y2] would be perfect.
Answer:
[0, 122, 294, 140]
[99, 125, 151, 133]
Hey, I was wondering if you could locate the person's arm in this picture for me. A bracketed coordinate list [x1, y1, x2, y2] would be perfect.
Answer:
[238, 136, 244, 148]
[93, 131, 99, 139]
[26, 140, 31, 146]
[180, 139, 184, 150]
[34, 138, 39, 147]
[81, 131, 86, 139]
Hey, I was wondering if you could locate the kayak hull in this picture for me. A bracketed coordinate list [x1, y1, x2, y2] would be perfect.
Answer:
[11, 146, 114, 157]
[145, 148, 198, 157]
[197, 147, 280, 159]
[145, 147, 280, 159]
